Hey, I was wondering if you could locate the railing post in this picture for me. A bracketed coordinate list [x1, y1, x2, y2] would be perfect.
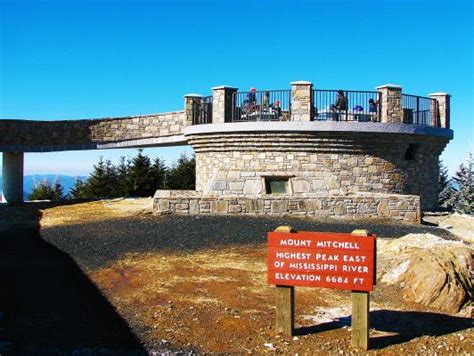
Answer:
[429, 92, 451, 128]
[212, 86, 238, 123]
[184, 94, 204, 125]
[375, 84, 403, 124]
[291, 81, 313, 121]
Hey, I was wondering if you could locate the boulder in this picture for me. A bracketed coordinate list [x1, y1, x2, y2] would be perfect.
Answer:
[379, 233, 472, 313]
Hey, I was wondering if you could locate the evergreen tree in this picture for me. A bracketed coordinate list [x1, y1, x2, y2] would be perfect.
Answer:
[150, 157, 167, 190]
[115, 156, 132, 197]
[69, 177, 88, 199]
[28, 177, 64, 201]
[85, 157, 117, 198]
[438, 159, 454, 209]
[165, 154, 196, 190]
[52, 177, 64, 200]
[449, 153, 474, 214]
[128, 149, 155, 197]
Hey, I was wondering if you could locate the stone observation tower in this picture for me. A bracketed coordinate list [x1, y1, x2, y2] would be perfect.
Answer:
[0, 82, 452, 223]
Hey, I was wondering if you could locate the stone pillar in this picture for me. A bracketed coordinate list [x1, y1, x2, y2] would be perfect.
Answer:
[291, 81, 313, 121]
[2, 152, 24, 204]
[184, 93, 204, 125]
[212, 86, 238, 123]
[376, 84, 403, 124]
[429, 92, 451, 128]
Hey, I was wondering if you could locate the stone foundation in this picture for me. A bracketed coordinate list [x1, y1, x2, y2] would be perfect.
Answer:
[153, 191, 421, 223]
[187, 130, 448, 210]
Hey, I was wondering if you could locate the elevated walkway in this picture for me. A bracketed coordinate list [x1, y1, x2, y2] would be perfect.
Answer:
[0, 111, 188, 153]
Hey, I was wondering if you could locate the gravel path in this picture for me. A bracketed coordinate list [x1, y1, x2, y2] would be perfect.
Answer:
[41, 215, 455, 270]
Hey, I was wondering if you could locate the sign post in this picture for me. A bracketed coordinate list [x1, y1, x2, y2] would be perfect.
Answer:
[268, 226, 376, 350]
[350, 229, 371, 350]
[274, 226, 296, 336]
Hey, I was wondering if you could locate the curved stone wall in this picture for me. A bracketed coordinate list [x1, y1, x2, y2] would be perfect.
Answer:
[0, 111, 186, 152]
[186, 131, 448, 210]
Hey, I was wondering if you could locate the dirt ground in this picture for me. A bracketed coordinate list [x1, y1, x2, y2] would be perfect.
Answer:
[1, 199, 472, 354]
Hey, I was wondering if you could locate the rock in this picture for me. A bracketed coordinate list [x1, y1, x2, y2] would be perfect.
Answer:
[379, 234, 472, 313]
[377, 200, 390, 217]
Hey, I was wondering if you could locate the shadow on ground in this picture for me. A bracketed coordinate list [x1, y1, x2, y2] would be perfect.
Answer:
[295, 309, 472, 349]
[41, 214, 456, 270]
[0, 205, 146, 354]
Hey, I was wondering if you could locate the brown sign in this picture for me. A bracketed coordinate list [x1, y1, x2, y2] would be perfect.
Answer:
[268, 231, 376, 292]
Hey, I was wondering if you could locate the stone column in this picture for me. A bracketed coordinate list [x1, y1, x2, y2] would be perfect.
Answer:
[2, 152, 24, 204]
[375, 84, 403, 124]
[429, 92, 451, 129]
[291, 81, 313, 121]
[212, 86, 238, 123]
[184, 94, 204, 125]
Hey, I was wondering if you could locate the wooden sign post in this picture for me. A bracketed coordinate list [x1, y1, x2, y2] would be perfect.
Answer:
[350, 229, 371, 350]
[268, 226, 376, 350]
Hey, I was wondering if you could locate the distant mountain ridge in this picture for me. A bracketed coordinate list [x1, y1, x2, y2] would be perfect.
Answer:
[0, 175, 88, 200]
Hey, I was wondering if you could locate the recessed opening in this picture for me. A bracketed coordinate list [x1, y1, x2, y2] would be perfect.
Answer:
[264, 176, 289, 194]
[405, 143, 419, 161]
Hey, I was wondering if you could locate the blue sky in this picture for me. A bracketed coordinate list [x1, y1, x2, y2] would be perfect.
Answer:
[0, 0, 472, 176]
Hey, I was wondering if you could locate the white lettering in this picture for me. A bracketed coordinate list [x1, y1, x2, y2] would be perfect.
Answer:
[315, 253, 339, 261]
[275, 273, 321, 282]
[275, 252, 311, 260]
[343, 255, 367, 263]
[315, 241, 360, 250]
[280, 239, 312, 247]
[342, 265, 369, 273]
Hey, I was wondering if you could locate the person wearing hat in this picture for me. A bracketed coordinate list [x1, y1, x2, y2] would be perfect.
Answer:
[243, 87, 257, 115]
[246, 87, 257, 104]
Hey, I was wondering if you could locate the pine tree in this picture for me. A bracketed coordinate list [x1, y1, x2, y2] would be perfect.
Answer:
[85, 157, 117, 198]
[438, 159, 454, 209]
[128, 149, 155, 197]
[165, 154, 196, 190]
[52, 177, 64, 200]
[28, 177, 64, 201]
[150, 157, 167, 190]
[69, 177, 88, 199]
[449, 153, 474, 214]
[115, 156, 131, 197]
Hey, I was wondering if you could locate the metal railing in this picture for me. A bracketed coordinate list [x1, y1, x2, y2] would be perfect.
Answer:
[192, 96, 213, 125]
[312, 89, 381, 122]
[232, 90, 291, 122]
[402, 94, 439, 127]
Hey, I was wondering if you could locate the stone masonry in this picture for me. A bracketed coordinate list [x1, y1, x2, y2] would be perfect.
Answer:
[212, 86, 237, 123]
[0, 81, 453, 219]
[187, 131, 448, 210]
[0, 111, 186, 151]
[154, 190, 421, 223]
[291, 81, 313, 121]
[376, 84, 403, 124]
[429, 92, 451, 129]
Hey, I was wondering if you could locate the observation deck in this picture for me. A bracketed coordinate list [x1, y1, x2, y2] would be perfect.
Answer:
[1, 81, 453, 221]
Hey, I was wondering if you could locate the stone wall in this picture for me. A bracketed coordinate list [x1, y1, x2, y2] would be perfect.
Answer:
[187, 131, 448, 210]
[0, 111, 186, 152]
[153, 191, 421, 223]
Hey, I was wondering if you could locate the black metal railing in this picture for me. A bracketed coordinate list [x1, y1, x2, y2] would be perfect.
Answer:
[312, 89, 381, 122]
[192, 96, 213, 125]
[402, 94, 439, 127]
[232, 90, 291, 122]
